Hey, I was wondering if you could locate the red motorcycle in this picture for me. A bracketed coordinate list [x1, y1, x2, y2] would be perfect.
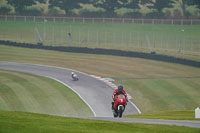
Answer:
[113, 94, 127, 118]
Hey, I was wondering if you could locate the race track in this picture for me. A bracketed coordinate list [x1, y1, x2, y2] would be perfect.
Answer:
[1, 61, 200, 128]
[0, 61, 139, 117]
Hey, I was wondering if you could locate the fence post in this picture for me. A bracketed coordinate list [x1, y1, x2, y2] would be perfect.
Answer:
[181, 19, 183, 25]
[123, 18, 124, 24]
[103, 18, 105, 23]
[24, 16, 26, 22]
[172, 19, 173, 25]
[191, 19, 193, 25]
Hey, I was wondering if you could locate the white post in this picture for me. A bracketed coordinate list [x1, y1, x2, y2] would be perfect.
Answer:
[24, 16, 26, 22]
[195, 107, 200, 119]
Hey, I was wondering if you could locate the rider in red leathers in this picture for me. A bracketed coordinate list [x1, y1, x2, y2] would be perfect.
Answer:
[112, 85, 128, 111]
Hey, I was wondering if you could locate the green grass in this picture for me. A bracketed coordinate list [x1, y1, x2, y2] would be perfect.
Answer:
[0, 69, 92, 117]
[0, 20, 200, 61]
[124, 110, 200, 120]
[118, 78, 200, 113]
[0, 45, 200, 114]
[0, 110, 200, 133]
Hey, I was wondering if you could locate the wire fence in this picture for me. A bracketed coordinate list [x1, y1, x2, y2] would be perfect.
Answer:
[0, 16, 199, 57]
[0, 15, 200, 25]
[32, 24, 200, 56]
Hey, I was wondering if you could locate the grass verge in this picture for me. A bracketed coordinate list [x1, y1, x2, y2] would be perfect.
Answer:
[0, 110, 200, 133]
[0, 70, 92, 117]
[124, 111, 200, 121]
[0, 45, 200, 113]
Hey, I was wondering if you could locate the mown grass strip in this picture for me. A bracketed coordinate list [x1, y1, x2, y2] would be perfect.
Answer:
[1, 45, 200, 113]
[0, 70, 92, 117]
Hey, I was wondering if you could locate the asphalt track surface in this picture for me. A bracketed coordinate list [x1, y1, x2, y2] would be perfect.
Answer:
[0, 61, 200, 128]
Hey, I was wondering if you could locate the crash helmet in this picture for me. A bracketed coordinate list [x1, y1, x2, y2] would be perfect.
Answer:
[118, 85, 123, 92]
[71, 72, 74, 75]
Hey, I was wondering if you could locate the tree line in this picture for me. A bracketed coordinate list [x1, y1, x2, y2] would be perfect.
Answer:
[0, 0, 200, 18]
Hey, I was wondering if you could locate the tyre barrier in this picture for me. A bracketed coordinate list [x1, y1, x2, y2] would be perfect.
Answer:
[0, 40, 200, 68]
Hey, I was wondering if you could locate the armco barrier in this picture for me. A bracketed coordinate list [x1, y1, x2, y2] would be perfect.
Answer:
[0, 40, 200, 68]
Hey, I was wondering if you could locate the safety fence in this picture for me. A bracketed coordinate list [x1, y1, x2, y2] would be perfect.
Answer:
[0, 15, 200, 25]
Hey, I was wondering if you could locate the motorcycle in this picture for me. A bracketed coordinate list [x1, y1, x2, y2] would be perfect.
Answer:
[113, 94, 127, 118]
[72, 73, 79, 81]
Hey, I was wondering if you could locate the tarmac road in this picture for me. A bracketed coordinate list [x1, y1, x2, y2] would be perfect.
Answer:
[1, 61, 200, 128]
[0, 61, 139, 117]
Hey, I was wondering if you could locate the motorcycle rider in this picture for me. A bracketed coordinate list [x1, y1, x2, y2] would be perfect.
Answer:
[71, 72, 78, 80]
[112, 85, 128, 110]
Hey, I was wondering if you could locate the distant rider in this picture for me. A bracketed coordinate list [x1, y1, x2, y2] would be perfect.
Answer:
[71, 72, 78, 80]
[112, 85, 128, 110]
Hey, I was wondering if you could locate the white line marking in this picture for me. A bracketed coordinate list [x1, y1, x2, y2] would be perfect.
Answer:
[1, 61, 141, 114]
[49, 77, 96, 117]
[0, 61, 96, 117]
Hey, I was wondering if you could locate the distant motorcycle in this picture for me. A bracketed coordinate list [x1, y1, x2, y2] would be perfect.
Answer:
[113, 94, 127, 118]
[71, 72, 79, 81]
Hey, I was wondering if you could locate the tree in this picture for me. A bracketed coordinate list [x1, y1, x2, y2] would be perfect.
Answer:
[148, 0, 174, 18]
[7, 0, 45, 14]
[49, 0, 88, 15]
[126, 0, 149, 9]
[93, 0, 129, 16]
[174, 0, 200, 18]
[0, 4, 14, 14]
